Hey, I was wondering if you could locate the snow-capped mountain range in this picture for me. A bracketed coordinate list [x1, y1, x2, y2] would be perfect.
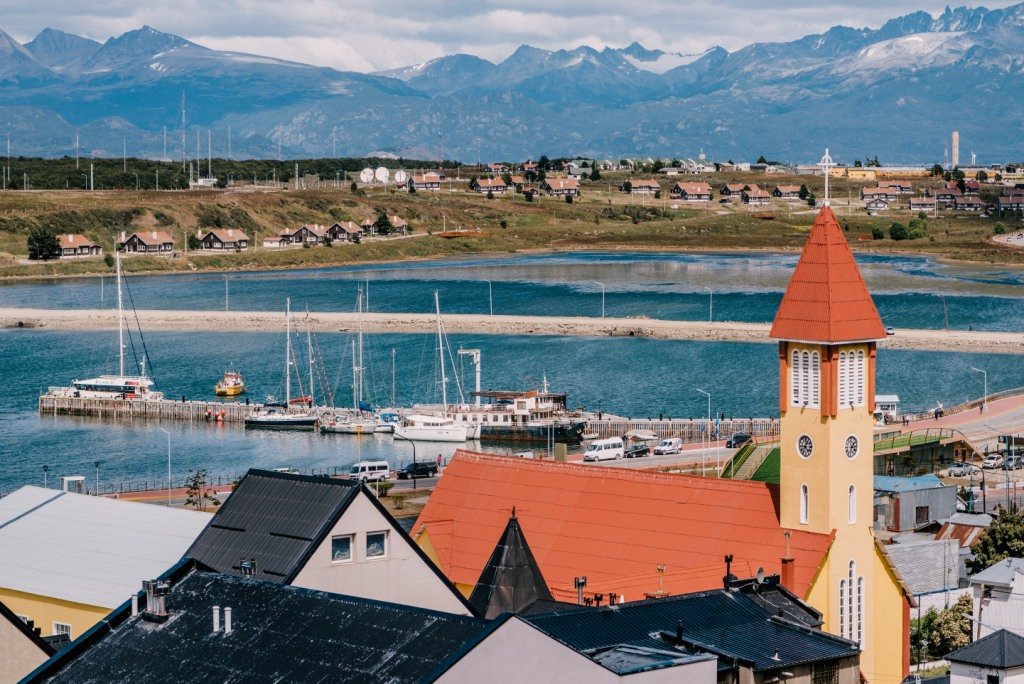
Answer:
[1, 4, 1023, 162]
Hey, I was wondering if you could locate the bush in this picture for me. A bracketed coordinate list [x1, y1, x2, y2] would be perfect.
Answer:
[908, 217, 928, 240]
[187, 234, 201, 251]
[369, 480, 394, 497]
[565, 194, 573, 204]
[525, 192, 533, 203]
[486, 190, 494, 200]
[994, 223, 1007, 235]
[26, 226, 60, 260]
[888, 222, 909, 241]
[499, 220, 507, 229]
[103, 253, 114, 268]
[871, 227, 884, 240]
[350, 181, 358, 192]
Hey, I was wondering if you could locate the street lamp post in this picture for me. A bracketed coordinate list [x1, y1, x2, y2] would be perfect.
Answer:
[595, 282, 606, 318]
[223, 274, 229, 311]
[484, 280, 493, 316]
[394, 433, 418, 490]
[158, 427, 171, 506]
[697, 388, 711, 476]
[971, 367, 988, 414]
[704, 286, 713, 322]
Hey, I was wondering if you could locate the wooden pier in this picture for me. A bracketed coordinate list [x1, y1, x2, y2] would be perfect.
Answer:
[38, 395, 257, 424]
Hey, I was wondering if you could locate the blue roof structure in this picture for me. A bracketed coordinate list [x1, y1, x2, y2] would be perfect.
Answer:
[874, 474, 944, 493]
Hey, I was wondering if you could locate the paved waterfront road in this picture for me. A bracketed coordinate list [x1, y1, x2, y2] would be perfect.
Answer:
[5, 307, 1024, 355]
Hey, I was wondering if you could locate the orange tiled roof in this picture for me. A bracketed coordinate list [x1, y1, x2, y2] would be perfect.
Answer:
[770, 207, 886, 343]
[414, 452, 833, 602]
[202, 228, 249, 242]
[59, 233, 96, 249]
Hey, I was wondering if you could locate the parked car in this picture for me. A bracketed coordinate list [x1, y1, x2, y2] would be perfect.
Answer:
[726, 432, 752, 449]
[1003, 455, 1022, 471]
[583, 437, 625, 462]
[947, 462, 974, 477]
[653, 438, 683, 455]
[982, 454, 1004, 469]
[349, 460, 391, 482]
[396, 462, 439, 479]
[885, 326, 896, 336]
[624, 444, 650, 459]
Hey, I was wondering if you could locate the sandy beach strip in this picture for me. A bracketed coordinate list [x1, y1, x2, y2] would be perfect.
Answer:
[2, 307, 1023, 355]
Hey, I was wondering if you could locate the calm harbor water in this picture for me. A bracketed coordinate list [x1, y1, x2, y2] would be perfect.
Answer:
[2, 250, 1024, 495]
[4, 327, 1024, 495]
[3, 251, 1024, 330]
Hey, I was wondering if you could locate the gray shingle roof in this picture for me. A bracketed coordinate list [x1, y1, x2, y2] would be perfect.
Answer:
[946, 629, 1024, 668]
[28, 567, 489, 683]
[885, 540, 959, 595]
[184, 470, 360, 583]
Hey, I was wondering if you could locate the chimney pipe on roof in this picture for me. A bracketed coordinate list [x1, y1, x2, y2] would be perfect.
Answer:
[224, 606, 232, 635]
[675, 621, 683, 641]
[131, 594, 139, 617]
[212, 606, 221, 633]
[780, 556, 796, 592]
[594, 593, 604, 607]
[142, 579, 170, 622]
[723, 554, 734, 589]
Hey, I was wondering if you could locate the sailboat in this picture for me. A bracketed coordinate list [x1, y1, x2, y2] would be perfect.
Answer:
[320, 290, 378, 435]
[394, 292, 472, 443]
[244, 298, 317, 430]
[58, 252, 162, 401]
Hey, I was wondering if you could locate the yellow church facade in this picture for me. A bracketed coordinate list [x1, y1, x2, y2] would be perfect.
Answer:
[772, 205, 912, 682]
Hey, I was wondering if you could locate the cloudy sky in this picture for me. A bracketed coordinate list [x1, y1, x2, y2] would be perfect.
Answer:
[3, 1, 1019, 72]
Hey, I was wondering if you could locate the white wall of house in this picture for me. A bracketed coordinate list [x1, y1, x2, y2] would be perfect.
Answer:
[436, 617, 717, 683]
[0, 617, 49, 684]
[951, 662, 1024, 683]
[291, 492, 470, 615]
[973, 574, 1024, 639]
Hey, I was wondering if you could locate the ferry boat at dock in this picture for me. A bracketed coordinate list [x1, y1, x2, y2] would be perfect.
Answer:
[449, 387, 587, 445]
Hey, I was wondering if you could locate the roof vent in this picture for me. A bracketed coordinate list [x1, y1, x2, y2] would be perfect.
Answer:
[240, 557, 257, 577]
[675, 621, 683, 641]
[212, 606, 221, 633]
[771, 650, 781, 662]
[142, 579, 170, 622]
[224, 606, 233, 635]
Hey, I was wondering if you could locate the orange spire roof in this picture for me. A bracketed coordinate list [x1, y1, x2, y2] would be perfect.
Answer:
[770, 207, 886, 343]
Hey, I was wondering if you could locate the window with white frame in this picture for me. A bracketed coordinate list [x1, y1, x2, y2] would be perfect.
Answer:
[331, 534, 353, 562]
[800, 484, 809, 524]
[838, 350, 866, 408]
[840, 561, 864, 643]
[848, 485, 856, 524]
[790, 349, 820, 408]
[53, 622, 72, 639]
[366, 531, 388, 559]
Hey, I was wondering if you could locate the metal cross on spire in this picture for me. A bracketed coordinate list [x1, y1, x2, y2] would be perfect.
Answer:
[819, 148, 835, 207]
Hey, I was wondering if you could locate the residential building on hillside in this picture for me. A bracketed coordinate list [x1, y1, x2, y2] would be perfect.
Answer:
[878, 180, 913, 194]
[954, 196, 986, 212]
[742, 185, 771, 205]
[326, 221, 362, 243]
[471, 177, 507, 194]
[196, 228, 249, 251]
[930, 187, 962, 206]
[670, 181, 712, 202]
[909, 197, 937, 212]
[861, 187, 899, 202]
[0, 486, 210, 640]
[624, 179, 660, 194]
[119, 230, 174, 255]
[773, 184, 802, 199]
[185, 469, 473, 615]
[865, 198, 890, 211]
[542, 178, 579, 196]
[720, 183, 746, 196]
[409, 172, 442, 191]
[57, 234, 101, 258]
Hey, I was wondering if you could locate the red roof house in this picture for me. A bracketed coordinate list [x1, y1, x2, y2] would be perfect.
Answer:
[414, 451, 833, 602]
[769, 207, 887, 343]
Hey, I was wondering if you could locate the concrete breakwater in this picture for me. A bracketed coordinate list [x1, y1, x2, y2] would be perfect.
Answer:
[5, 307, 1024, 354]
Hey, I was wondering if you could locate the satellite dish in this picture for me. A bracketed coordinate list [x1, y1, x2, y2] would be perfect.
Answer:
[756, 567, 766, 584]
[359, 168, 373, 184]
[374, 166, 390, 183]
[394, 169, 408, 184]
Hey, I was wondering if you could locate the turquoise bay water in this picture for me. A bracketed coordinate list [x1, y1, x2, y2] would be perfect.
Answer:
[2, 251, 1023, 494]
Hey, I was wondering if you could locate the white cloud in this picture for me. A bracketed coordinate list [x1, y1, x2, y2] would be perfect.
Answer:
[2, 0, 1021, 72]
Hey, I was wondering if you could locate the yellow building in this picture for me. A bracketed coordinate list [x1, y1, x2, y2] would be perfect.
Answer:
[770, 204, 912, 681]
[0, 486, 210, 641]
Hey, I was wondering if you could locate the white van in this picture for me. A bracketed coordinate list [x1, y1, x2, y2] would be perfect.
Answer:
[654, 438, 683, 455]
[349, 460, 391, 482]
[583, 437, 624, 462]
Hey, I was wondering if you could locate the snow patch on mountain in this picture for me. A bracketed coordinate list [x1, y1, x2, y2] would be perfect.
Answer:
[832, 31, 966, 73]
[624, 50, 713, 74]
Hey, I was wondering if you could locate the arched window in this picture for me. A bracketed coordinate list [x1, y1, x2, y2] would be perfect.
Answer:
[839, 579, 846, 637]
[856, 575, 865, 644]
[800, 351, 810, 405]
[848, 485, 856, 524]
[838, 351, 848, 407]
[847, 561, 857, 641]
[791, 349, 801, 406]
[809, 352, 820, 408]
[800, 484, 809, 524]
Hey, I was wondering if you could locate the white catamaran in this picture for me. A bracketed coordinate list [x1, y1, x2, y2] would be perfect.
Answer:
[244, 298, 318, 430]
[50, 252, 162, 401]
[394, 292, 476, 443]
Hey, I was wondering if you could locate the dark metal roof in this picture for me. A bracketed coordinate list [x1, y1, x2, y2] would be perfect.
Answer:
[30, 568, 489, 683]
[0, 596, 55, 657]
[184, 469, 362, 583]
[525, 585, 858, 671]
[946, 629, 1024, 668]
[468, 513, 556, 619]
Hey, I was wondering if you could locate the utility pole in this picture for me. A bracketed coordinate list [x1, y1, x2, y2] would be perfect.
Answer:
[123, 138, 127, 173]
[163, 126, 167, 159]
[227, 126, 232, 160]
[75, 131, 80, 169]
[207, 130, 212, 179]
[90, 163, 94, 191]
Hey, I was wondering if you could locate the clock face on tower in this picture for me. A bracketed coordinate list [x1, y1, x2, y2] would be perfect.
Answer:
[845, 435, 860, 459]
[797, 434, 814, 459]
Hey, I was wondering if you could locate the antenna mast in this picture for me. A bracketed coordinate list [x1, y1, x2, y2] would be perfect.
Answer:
[116, 252, 125, 377]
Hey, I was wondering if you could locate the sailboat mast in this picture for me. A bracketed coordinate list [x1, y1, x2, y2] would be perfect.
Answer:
[116, 251, 125, 377]
[356, 286, 364, 405]
[391, 348, 396, 407]
[435, 291, 447, 417]
[307, 322, 314, 407]
[285, 298, 291, 405]
[351, 339, 358, 410]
